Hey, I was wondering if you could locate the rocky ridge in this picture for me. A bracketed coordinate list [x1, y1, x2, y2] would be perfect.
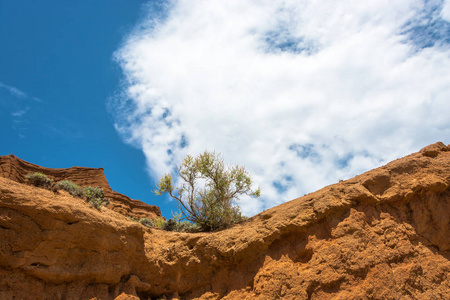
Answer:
[0, 154, 161, 220]
[0, 142, 449, 299]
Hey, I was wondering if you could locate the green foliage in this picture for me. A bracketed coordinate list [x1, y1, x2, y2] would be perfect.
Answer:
[159, 212, 199, 232]
[83, 186, 109, 210]
[152, 217, 166, 228]
[54, 180, 84, 197]
[162, 218, 177, 231]
[138, 217, 166, 229]
[128, 216, 138, 222]
[84, 186, 103, 200]
[25, 173, 109, 211]
[163, 218, 200, 233]
[239, 215, 249, 222]
[155, 150, 260, 231]
[25, 172, 53, 189]
[88, 197, 110, 210]
[138, 218, 154, 228]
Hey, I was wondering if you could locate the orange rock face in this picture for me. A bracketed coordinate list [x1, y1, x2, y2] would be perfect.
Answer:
[0, 154, 161, 220]
[0, 142, 449, 299]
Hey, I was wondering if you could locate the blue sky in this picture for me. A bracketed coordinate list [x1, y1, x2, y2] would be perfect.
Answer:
[1, 0, 450, 218]
[0, 0, 176, 218]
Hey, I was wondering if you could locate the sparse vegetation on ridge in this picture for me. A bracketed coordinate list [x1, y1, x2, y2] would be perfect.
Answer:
[155, 150, 260, 231]
[25, 172, 53, 188]
[152, 217, 166, 228]
[138, 218, 154, 228]
[162, 212, 200, 232]
[135, 216, 200, 233]
[25, 174, 109, 211]
[84, 186, 109, 210]
[53, 180, 84, 197]
[138, 217, 166, 229]
[163, 218, 200, 233]
[132, 212, 200, 232]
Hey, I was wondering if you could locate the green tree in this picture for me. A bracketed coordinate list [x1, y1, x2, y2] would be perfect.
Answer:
[155, 151, 260, 231]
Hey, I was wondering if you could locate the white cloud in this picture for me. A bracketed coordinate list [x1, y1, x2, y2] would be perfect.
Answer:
[113, 0, 450, 216]
[0, 82, 42, 102]
[11, 109, 27, 118]
[0, 82, 28, 99]
[442, 0, 450, 21]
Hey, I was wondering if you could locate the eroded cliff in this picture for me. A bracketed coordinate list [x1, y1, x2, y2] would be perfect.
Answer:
[0, 142, 449, 299]
[0, 154, 161, 220]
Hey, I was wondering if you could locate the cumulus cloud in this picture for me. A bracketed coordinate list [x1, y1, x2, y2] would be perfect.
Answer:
[113, 0, 450, 215]
[442, 0, 450, 21]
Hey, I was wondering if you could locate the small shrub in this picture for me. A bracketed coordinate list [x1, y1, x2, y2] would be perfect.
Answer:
[163, 218, 177, 231]
[84, 186, 103, 200]
[25, 172, 53, 189]
[128, 216, 138, 222]
[88, 197, 110, 210]
[177, 221, 200, 233]
[153, 218, 166, 228]
[54, 180, 84, 197]
[139, 218, 154, 228]
[163, 218, 200, 233]
[83, 186, 109, 210]
[139, 217, 166, 229]
[239, 215, 249, 222]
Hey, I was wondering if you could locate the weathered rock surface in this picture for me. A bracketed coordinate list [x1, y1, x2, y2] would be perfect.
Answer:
[0, 142, 449, 299]
[0, 154, 161, 220]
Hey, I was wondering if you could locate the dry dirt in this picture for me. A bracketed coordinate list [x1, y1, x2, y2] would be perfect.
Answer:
[0, 142, 449, 299]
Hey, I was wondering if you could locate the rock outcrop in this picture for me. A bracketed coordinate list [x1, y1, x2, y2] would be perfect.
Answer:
[0, 154, 161, 220]
[0, 142, 449, 299]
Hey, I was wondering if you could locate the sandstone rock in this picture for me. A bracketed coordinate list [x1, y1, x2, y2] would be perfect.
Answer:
[0, 154, 161, 220]
[0, 142, 449, 299]
[420, 141, 449, 158]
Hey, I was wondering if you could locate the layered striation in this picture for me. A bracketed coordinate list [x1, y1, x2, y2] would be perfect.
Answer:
[0, 142, 449, 299]
[0, 154, 161, 220]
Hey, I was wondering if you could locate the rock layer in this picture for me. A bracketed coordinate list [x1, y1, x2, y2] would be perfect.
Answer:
[0, 142, 449, 299]
[0, 154, 161, 220]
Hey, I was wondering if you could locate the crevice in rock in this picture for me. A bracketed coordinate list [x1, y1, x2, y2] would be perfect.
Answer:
[30, 262, 49, 269]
